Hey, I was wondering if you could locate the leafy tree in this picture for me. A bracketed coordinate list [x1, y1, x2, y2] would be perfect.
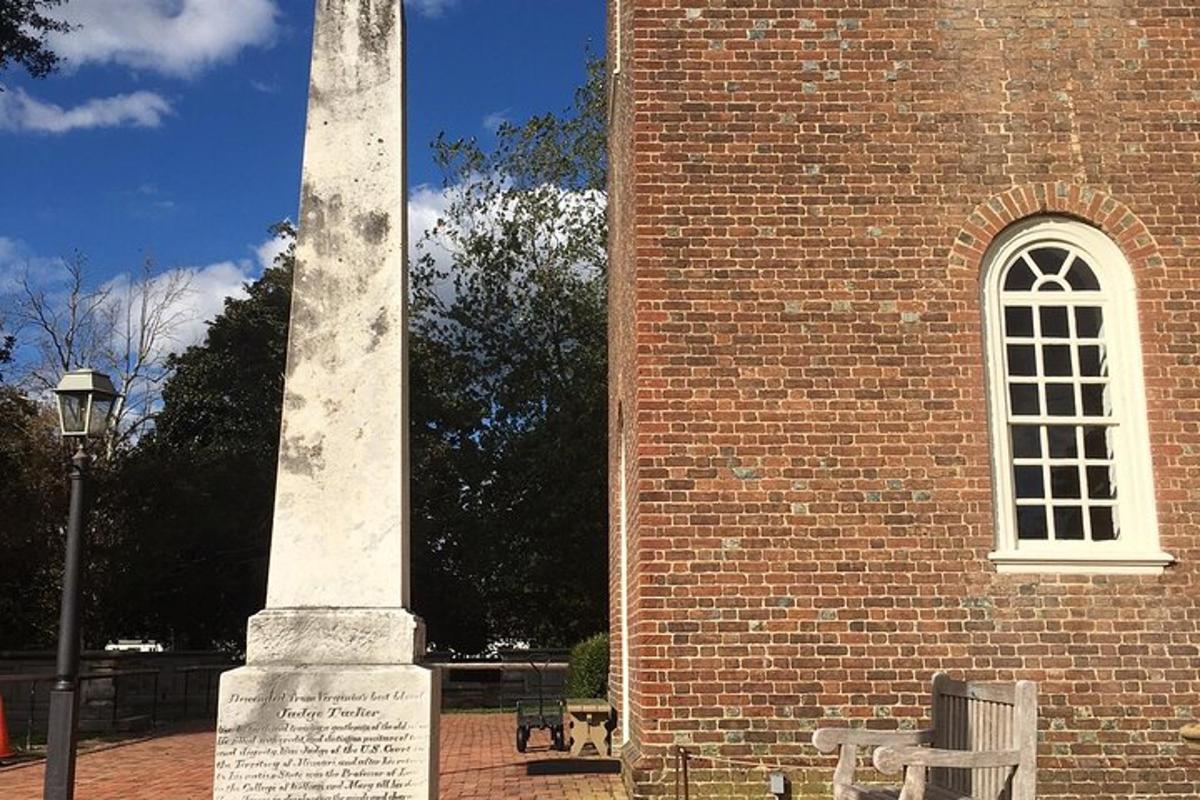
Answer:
[411, 59, 608, 648]
[565, 633, 610, 699]
[85, 225, 296, 648]
[25, 60, 609, 654]
[85, 223, 495, 652]
[0, 383, 64, 649]
[0, 327, 61, 648]
[0, 0, 70, 82]
[0, 333, 13, 377]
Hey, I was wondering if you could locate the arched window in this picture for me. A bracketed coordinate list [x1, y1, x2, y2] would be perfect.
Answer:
[982, 217, 1172, 574]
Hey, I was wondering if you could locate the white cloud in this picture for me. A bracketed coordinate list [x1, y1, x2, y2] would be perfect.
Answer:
[0, 237, 68, 294]
[408, 0, 459, 17]
[0, 234, 276, 360]
[482, 109, 510, 132]
[51, 0, 280, 78]
[127, 228, 291, 353]
[408, 184, 453, 255]
[0, 238, 19, 292]
[107, 260, 256, 356]
[0, 89, 172, 134]
[408, 183, 457, 305]
[255, 228, 294, 272]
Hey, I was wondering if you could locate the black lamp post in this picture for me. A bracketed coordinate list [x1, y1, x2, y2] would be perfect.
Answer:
[43, 369, 118, 800]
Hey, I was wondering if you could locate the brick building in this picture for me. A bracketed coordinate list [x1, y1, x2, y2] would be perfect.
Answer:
[606, 1, 1200, 798]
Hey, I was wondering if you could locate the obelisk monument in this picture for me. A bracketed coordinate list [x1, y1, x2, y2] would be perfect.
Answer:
[213, 2, 438, 798]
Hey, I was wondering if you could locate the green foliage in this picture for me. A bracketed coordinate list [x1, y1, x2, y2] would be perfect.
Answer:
[565, 633, 609, 699]
[0, 387, 65, 648]
[0, 0, 71, 81]
[84, 225, 296, 649]
[0, 60, 610, 655]
[411, 58, 608, 650]
[0, 334, 13, 374]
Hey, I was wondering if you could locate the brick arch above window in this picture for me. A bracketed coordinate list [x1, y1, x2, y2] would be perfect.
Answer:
[948, 182, 1165, 281]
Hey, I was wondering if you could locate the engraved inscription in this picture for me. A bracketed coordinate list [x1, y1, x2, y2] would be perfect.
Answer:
[214, 688, 430, 800]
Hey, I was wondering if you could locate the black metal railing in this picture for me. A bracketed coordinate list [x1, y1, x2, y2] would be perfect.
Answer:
[0, 663, 235, 753]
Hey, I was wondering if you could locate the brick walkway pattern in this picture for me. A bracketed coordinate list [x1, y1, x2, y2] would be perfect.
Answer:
[0, 714, 628, 800]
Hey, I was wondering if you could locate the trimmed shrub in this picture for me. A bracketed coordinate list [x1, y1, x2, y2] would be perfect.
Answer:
[565, 633, 609, 699]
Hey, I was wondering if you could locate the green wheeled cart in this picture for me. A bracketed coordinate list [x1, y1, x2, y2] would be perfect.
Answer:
[514, 653, 566, 752]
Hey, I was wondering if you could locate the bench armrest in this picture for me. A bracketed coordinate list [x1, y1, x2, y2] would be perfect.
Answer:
[873, 745, 1021, 774]
[811, 728, 934, 754]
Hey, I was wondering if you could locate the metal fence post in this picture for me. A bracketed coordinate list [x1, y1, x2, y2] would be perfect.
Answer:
[151, 673, 160, 727]
[110, 676, 119, 729]
[26, 681, 37, 752]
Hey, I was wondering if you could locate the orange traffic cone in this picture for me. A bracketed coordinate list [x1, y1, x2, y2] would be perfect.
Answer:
[0, 693, 15, 760]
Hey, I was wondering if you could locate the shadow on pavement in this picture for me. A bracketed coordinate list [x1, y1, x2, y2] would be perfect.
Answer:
[527, 759, 622, 776]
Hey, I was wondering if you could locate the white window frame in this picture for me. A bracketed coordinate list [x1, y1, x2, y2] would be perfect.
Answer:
[982, 216, 1173, 574]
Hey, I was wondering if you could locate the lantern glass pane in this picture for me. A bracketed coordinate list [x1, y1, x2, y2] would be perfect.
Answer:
[59, 393, 86, 435]
[89, 396, 115, 437]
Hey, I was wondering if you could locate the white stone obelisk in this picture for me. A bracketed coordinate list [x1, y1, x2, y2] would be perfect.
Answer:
[213, 2, 438, 798]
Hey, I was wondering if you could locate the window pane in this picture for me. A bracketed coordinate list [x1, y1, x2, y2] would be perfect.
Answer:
[1030, 247, 1068, 276]
[1047, 426, 1077, 458]
[1054, 506, 1085, 540]
[1081, 383, 1110, 417]
[1017, 506, 1049, 540]
[1007, 345, 1037, 376]
[1078, 345, 1108, 377]
[1037, 279, 1066, 292]
[1012, 426, 1041, 458]
[1040, 306, 1070, 338]
[1046, 384, 1076, 416]
[1051, 466, 1082, 499]
[1075, 306, 1104, 338]
[1043, 345, 1073, 376]
[1086, 466, 1115, 499]
[59, 395, 85, 434]
[1010, 384, 1040, 415]
[1066, 257, 1100, 290]
[1015, 466, 1045, 499]
[1083, 426, 1113, 460]
[1005, 306, 1034, 337]
[1090, 507, 1118, 541]
[88, 397, 114, 437]
[1005, 260, 1037, 291]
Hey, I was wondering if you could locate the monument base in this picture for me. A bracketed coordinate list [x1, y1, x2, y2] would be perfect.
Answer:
[245, 608, 426, 666]
[214, 664, 439, 800]
[214, 609, 439, 800]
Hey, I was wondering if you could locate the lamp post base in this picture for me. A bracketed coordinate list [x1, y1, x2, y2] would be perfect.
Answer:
[43, 686, 80, 800]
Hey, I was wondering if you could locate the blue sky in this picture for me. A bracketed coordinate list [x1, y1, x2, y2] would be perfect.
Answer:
[0, 0, 604, 350]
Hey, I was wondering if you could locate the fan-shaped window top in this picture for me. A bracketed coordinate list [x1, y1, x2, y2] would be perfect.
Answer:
[1002, 245, 1101, 293]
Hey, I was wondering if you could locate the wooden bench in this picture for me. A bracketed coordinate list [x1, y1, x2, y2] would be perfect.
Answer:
[812, 674, 1038, 800]
[563, 700, 612, 757]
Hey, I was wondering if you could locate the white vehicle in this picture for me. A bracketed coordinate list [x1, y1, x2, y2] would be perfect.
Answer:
[104, 639, 164, 653]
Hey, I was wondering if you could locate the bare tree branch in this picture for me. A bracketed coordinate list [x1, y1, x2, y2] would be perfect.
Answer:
[6, 253, 195, 455]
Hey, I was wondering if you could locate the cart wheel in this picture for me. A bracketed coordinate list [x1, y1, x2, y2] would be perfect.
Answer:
[552, 726, 566, 751]
[516, 725, 529, 753]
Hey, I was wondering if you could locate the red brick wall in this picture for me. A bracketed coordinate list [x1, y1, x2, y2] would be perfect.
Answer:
[608, 2, 1200, 798]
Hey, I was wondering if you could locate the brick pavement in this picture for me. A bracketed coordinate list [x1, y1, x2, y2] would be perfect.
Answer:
[0, 714, 628, 800]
